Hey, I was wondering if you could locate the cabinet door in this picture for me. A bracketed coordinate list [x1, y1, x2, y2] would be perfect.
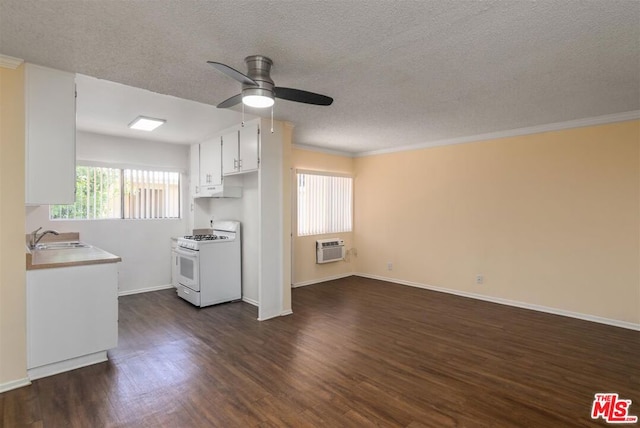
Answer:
[239, 122, 259, 172]
[190, 144, 200, 195]
[200, 138, 222, 186]
[171, 248, 178, 288]
[25, 64, 76, 205]
[27, 264, 118, 370]
[222, 130, 239, 175]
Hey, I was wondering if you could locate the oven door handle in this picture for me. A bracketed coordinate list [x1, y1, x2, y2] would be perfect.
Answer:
[175, 247, 199, 258]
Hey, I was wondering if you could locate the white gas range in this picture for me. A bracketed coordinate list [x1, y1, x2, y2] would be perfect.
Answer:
[175, 220, 241, 307]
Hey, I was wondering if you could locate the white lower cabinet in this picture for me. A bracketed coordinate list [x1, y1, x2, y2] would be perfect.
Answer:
[171, 240, 178, 288]
[27, 263, 119, 379]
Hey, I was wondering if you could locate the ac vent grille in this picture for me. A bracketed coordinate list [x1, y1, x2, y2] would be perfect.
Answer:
[316, 238, 345, 264]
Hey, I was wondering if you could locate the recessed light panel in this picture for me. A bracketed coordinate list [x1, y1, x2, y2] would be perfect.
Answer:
[128, 116, 166, 131]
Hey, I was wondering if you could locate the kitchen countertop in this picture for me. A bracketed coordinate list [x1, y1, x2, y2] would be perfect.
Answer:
[26, 243, 122, 270]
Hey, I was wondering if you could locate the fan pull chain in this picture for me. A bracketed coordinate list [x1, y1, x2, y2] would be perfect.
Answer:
[241, 102, 245, 127]
[271, 104, 274, 133]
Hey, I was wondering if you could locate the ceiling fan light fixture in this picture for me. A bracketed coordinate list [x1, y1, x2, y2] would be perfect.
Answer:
[242, 87, 274, 108]
[209, 55, 333, 109]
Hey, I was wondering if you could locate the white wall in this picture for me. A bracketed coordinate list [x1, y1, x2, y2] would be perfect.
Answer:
[25, 131, 190, 294]
[258, 119, 286, 320]
[76, 131, 189, 170]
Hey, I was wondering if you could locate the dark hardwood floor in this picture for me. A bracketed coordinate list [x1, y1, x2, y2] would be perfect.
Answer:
[2, 276, 639, 427]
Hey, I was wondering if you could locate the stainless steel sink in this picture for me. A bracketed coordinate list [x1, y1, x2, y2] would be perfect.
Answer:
[34, 241, 91, 250]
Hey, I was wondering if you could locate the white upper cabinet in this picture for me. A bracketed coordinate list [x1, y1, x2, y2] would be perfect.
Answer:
[222, 130, 239, 176]
[189, 143, 200, 196]
[239, 121, 259, 172]
[25, 63, 76, 205]
[222, 121, 259, 175]
[200, 137, 222, 186]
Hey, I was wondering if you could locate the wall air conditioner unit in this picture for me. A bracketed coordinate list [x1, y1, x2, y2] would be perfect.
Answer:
[316, 238, 345, 264]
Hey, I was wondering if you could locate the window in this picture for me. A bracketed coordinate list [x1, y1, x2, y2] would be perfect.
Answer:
[50, 165, 180, 220]
[297, 170, 352, 236]
[122, 169, 180, 219]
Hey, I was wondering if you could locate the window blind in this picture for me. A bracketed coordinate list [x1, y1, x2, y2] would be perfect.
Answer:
[297, 171, 352, 236]
[123, 169, 180, 219]
[50, 166, 180, 220]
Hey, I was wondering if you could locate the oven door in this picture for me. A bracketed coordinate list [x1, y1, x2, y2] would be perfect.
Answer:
[175, 247, 199, 291]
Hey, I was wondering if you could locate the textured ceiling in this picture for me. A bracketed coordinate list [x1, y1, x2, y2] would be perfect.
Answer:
[1, 0, 638, 154]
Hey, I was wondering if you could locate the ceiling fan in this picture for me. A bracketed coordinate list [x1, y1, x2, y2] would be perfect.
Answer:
[208, 55, 333, 109]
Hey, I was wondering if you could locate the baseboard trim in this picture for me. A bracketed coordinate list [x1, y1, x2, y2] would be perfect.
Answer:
[118, 284, 174, 296]
[354, 273, 640, 331]
[242, 298, 291, 315]
[257, 313, 280, 322]
[27, 351, 108, 381]
[242, 296, 259, 307]
[0, 377, 31, 393]
[292, 273, 353, 288]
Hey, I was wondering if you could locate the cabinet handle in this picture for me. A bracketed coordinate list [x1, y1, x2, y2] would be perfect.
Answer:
[234, 159, 238, 170]
[238, 159, 243, 169]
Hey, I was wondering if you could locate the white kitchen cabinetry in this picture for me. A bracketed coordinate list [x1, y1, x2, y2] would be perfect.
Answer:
[222, 121, 259, 175]
[200, 137, 222, 186]
[240, 121, 260, 172]
[222, 130, 239, 176]
[190, 143, 200, 197]
[171, 239, 178, 288]
[25, 63, 76, 205]
[27, 263, 118, 379]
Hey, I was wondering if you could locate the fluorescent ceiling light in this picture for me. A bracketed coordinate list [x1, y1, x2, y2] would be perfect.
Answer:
[128, 116, 166, 131]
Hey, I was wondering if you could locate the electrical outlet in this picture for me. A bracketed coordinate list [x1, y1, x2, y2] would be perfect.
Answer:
[387, 262, 393, 271]
[476, 274, 484, 285]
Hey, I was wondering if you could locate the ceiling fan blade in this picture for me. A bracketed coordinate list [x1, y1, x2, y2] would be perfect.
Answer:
[274, 87, 333, 106]
[207, 61, 258, 86]
[216, 93, 242, 109]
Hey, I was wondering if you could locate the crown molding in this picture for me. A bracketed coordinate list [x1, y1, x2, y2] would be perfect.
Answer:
[293, 143, 354, 158]
[355, 110, 640, 158]
[0, 54, 24, 69]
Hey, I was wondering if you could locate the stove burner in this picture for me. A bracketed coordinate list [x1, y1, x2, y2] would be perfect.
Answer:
[183, 234, 229, 241]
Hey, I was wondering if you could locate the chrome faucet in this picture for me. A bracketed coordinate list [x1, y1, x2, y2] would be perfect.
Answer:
[30, 227, 60, 248]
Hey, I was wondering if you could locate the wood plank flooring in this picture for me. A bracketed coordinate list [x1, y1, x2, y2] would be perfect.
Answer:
[2, 276, 638, 427]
